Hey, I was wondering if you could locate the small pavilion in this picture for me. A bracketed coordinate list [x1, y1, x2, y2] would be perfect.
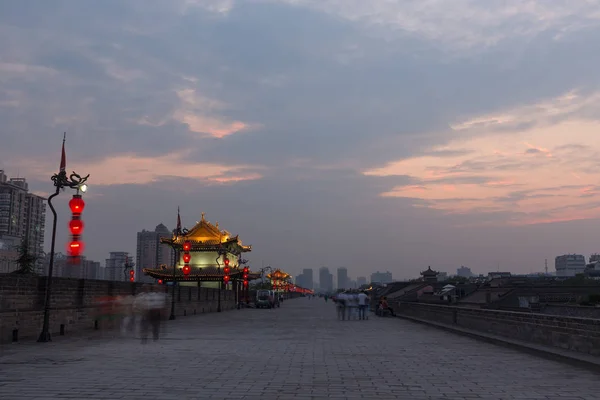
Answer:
[420, 266, 439, 283]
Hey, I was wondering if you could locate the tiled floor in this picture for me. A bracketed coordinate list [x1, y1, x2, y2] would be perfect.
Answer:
[1, 298, 599, 399]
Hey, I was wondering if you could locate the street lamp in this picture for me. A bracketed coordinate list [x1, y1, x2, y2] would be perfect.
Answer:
[168, 226, 188, 320]
[38, 134, 89, 343]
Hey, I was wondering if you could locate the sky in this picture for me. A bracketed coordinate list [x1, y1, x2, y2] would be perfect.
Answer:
[2, 0, 600, 281]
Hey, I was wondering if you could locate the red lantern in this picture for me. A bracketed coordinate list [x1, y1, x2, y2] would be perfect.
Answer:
[182, 265, 190, 276]
[67, 240, 84, 256]
[69, 219, 84, 235]
[69, 195, 85, 215]
[224, 275, 230, 283]
[158, 279, 163, 285]
[183, 253, 191, 263]
[224, 258, 229, 266]
[182, 241, 191, 252]
[243, 280, 248, 287]
[223, 266, 230, 275]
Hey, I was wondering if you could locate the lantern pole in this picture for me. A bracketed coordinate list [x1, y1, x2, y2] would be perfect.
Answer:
[169, 239, 178, 320]
[38, 136, 89, 342]
[216, 250, 224, 313]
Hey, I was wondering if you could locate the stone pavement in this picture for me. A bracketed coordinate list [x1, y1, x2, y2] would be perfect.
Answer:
[1, 298, 600, 400]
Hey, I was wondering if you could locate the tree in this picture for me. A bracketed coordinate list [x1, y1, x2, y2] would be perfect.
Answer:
[12, 238, 38, 275]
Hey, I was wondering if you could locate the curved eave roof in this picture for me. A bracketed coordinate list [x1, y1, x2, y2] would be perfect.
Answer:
[143, 266, 261, 281]
[160, 237, 251, 252]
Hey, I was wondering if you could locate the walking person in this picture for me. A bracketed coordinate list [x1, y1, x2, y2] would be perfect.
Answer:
[336, 292, 347, 320]
[147, 286, 168, 341]
[357, 291, 369, 320]
[135, 286, 151, 343]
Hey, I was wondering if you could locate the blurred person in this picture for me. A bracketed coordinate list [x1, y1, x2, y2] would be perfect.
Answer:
[336, 291, 347, 320]
[119, 295, 136, 336]
[357, 291, 369, 320]
[142, 286, 168, 343]
[135, 286, 151, 343]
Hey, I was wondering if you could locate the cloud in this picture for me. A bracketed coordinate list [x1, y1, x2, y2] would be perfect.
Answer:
[172, 88, 252, 138]
[11, 150, 264, 190]
[268, 0, 600, 51]
[365, 91, 600, 225]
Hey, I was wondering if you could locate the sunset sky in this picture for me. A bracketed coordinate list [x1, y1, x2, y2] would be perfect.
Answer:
[2, 0, 600, 280]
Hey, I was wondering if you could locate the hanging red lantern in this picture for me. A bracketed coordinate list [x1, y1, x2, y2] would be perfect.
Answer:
[224, 257, 229, 266]
[69, 219, 84, 235]
[182, 265, 190, 276]
[183, 253, 191, 263]
[68, 240, 84, 256]
[69, 195, 85, 215]
[182, 241, 191, 252]
[158, 279, 163, 285]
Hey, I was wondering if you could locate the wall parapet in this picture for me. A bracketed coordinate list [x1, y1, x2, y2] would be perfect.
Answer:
[0, 275, 238, 344]
[393, 301, 600, 356]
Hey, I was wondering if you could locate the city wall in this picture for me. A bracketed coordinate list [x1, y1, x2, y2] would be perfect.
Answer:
[0, 274, 238, 344]
[394, 302, 600, 356]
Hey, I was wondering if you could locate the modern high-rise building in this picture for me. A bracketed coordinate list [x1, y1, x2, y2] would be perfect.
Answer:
[105, 251, 130, 282]
[370, 271, 393, 284]
[356, 276, 367, 287]
[136, 223, 173, 283]
[456, 266, 473, 277]
[337, 267, 348, 289]
[319, 267, 333, 293]
[40, 252, 102, 280]
[302, 268, 313, 289]
[555, 254, 586, 277]
[0, 170, 46, 273]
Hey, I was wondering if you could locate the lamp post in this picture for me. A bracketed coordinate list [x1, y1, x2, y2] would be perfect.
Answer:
[169, 241, 178, 320]
[166, 209, 188, 321]
[216, 251, 223, 313]
[38, 136, 89, 342]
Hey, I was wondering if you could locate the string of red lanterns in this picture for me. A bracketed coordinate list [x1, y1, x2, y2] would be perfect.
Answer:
[67, 194, 85, 263]
[223, 257, 230, 284]
[182, 241, 191, 276]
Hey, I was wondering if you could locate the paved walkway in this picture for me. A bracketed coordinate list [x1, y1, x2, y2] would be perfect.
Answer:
[1, 298, 599, 400]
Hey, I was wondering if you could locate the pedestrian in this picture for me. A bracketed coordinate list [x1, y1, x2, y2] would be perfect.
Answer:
[357, 291, 369, 320]
[336, 292, 347, 320]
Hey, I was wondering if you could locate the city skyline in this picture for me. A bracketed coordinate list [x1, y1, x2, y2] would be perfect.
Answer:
[2, 2, 600, 279]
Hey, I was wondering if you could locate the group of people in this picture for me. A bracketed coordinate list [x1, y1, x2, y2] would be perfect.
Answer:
[333, 290, 370, 320]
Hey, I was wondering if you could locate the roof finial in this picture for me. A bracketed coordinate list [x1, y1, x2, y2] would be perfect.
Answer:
[215, 221, 219, 228]
[201, 212, 205, 221]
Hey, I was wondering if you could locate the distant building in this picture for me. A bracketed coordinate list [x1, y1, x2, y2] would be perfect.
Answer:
[555, 254, 586, 277]
[295, 268, 314, 289]
[356, 276, 367, 287]
[0, 170, 46, 272]
[136, 223, 173, 283]
[105, 252, 130, 282]
[302, 269, 313, 289]
[371, 271, 393, 284]
[319, 267, 333, 292]
[420, 266, 439, 283]
[456, 266, 473, 277]
[488, 272, 511, 280]
[0, 235, 19, 273]
[337, 267, 348, 289]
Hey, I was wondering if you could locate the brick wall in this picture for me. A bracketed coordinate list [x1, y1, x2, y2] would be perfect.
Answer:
[0, 275, 238, 343]
[394, 302, 600, 356]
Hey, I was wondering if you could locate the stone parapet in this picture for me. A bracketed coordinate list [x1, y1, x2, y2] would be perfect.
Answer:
[0, 275, 237, 343]
[394, 301, 600, 356]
